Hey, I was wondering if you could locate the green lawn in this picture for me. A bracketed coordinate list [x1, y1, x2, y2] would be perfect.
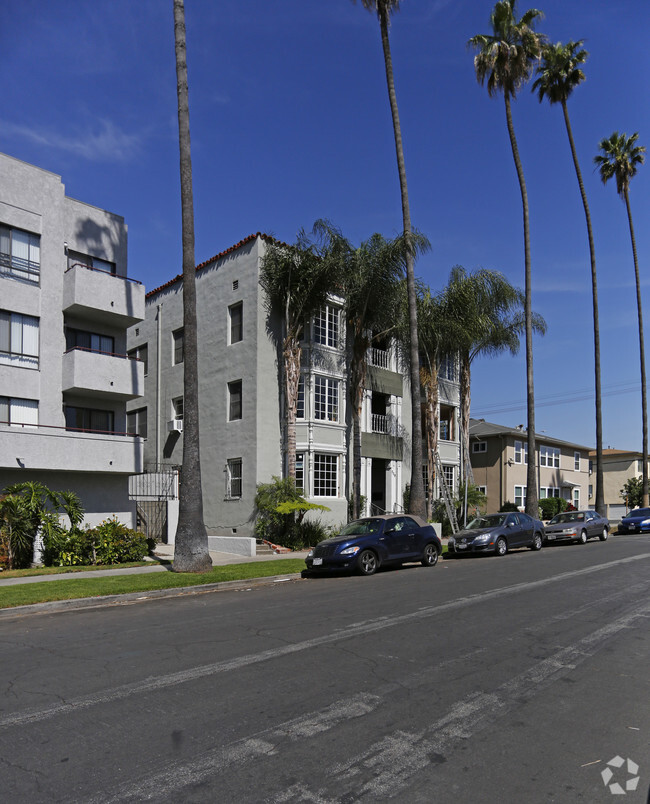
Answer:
[0, 561, 163, 579]
[0, 559, 306, 609]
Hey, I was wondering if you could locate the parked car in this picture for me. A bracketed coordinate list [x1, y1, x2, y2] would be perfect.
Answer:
[544, 510, 609, 544]
[304, 515, 441, 576]
[618, 507, 650, 534]
[447, 512, 544, 557]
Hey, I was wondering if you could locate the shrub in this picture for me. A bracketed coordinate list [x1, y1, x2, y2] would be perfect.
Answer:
[41, 517, 148, 567]
[254, 476, 330, 549]
[499, 501, 520, 513]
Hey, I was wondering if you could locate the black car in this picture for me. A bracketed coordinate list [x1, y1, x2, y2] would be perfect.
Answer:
[544, 509, 609, 544]
[304, 514, 442, 576]
[447, 512, 544, 556]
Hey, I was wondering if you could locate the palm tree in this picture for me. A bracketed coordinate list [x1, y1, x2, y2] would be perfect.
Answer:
[595, 132, 647, 505]
[171, 0, 212, 572]
[260, 220, 343, 481]
[344, 232, 426, 519]
[532, 40, 605, 516]
[468, 0, 545, 517]
[354, 0, 426, 517]
[441, 267, 546, 483]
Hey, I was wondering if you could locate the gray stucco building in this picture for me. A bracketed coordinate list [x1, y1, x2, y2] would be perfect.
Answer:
[0, 153, 144, 526]
[127, 233, 461, 545]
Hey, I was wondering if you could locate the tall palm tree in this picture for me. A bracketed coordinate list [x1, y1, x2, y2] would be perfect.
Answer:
[260, 221, 343, 482]
[595, 132, 647, 505]
[441, 267, 546, 482]
[468, 0, 545, 517]
[171, 0, 212, 572]
[344, 232, 427, 519]
[533, 41, 605, 515]
[355, 0, 425, 517]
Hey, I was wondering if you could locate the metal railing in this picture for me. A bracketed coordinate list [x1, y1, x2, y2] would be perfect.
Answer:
[368, 347, 389, 369]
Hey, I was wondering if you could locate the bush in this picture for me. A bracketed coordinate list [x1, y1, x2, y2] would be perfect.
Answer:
[41, 517, 148, 567]
[539, 497, 568, 520]
[254, 476, 330, 550]
[499, 501, 520, 513]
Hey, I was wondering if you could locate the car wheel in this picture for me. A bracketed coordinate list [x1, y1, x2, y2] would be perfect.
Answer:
[531, 532, 543, 551]
[421, 543, 439, 567]
[357, 549, 378, 576]
[495, 537, 507, 556]
[578, 529, 587, 544]
[600, 527, 609, 541]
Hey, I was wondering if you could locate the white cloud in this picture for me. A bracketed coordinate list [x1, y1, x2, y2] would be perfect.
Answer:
[2, 119, 142, 163]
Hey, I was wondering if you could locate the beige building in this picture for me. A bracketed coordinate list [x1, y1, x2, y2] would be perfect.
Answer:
[588, 449, 645, 519]
[469, 419, 591, 514]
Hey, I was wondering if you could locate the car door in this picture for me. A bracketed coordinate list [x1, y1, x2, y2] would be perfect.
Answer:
[381, 517, 412, 560]
[517, 512, 535, 546]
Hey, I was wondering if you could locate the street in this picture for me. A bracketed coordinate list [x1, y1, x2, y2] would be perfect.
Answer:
[1, 536, 649, 803]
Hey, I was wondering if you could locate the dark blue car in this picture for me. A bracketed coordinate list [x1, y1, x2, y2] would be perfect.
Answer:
[618, 507, 650, 533]
[304, 514, 441, 576]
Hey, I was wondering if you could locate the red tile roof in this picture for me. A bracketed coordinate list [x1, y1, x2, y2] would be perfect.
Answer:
[145, 232, 288, 298]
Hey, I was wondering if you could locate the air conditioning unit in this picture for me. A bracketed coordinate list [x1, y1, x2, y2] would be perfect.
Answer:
[167, 419, 183, 432]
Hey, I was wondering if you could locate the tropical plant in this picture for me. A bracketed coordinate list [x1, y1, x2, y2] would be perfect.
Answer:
[0, 494, 32, 569]
[620, 476, 643, 510]
[253, 476, 330, 550]
[354, 0, 426, 517]
[468, 0, 546, 517]
[41, 518, 149, 567]
[595, 131, 647, 505]
[260, 220, 343, 479]
[344, 231, 427, 519]
[171, 0, 211, 572]
[440, 266, 546, 483]
[532, 40, 605, 516]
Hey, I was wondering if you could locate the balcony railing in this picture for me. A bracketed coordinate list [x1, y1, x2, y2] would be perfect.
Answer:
[371, 413, 398, 435]
[368, 347, 389, 370]
[0, 252, 40, 283]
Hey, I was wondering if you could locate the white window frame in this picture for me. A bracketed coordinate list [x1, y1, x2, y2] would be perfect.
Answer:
[574, 451, 580, 471]
[313, 453, 338, 497]
[296, 375, 305, 420]
[442, 464, 455, 493]
[172, 397, 183, 422]
[0, 396, 38, 428]
[226, 458, 242, 499]
[313, 305, 340, 349]
[295, 452, 305, 494]
[0, 224, 40, 282]
[573, 488, 580, 508]
[0, 310, 39, 368]
[514, 485, 527, 509]
[514, 440, 528, 464]
[540, 446, 560, 468]
[314, 375, 339, 423]
[539, 487, 560, 499]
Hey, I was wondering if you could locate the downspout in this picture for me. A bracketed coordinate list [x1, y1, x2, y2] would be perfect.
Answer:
[156, 302, 163, 466]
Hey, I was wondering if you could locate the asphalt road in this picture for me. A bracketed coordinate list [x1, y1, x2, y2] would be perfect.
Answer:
[2, 536, 649, 803]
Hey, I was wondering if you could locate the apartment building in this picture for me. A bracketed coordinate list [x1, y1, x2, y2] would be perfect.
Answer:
[0, 153, 144, 526]
[127, 233, 461, 544]
[588, 448, 646, 519]
[469, 418, 591, 513]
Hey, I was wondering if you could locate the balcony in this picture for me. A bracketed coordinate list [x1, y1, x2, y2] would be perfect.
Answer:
[0, 423, 143, 474]
[62, 348, 144, 401]
[368, 347, 390, 370]
[62, 263, 144, 327]
[371, 413, 398, 436]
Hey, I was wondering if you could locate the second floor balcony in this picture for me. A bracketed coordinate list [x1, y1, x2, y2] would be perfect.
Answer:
[62, 347, 144, 401]
[62, 262, 144, 327]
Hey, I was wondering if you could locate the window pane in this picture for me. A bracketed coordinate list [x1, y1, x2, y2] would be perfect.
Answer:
[297, 375, 305, 419]
[173, 329, 184, 364]
[11, 398, 38, 427]
[229, 381, 242, 420]
[230, 303, 243, 344]
[314, 454, 337, 497]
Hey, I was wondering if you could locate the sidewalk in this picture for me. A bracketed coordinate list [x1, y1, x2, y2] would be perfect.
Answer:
[0, 544, 310, 587]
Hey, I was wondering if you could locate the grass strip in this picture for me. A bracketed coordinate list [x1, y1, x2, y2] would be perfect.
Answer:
[0, 561, 163, 579]
[0, 559, 306, 609]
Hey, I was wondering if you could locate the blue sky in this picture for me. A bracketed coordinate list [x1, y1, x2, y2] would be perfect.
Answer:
[3, 0, 649, 451]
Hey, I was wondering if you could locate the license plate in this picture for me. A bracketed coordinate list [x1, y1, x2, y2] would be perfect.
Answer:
[547, 534, 555, 540]
[313, 557, 323, 566]
[457, 544, 467, 550]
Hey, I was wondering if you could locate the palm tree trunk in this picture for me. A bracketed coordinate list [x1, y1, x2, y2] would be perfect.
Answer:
[377, 8, 425, 518]
[504, 93, 537, 516]
[561, 101, 605, 516]
[460, 352, 471, 488]
[283, 335, 301, 479]
[172, 0, 211, 572]
[624, 189, 649, 506]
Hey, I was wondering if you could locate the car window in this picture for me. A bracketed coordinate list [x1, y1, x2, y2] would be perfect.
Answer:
[467, 515, 505, 529]
[340, 519, 382, 536]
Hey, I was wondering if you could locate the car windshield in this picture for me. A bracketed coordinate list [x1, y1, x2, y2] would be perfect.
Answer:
[339, 519, 383, 536]
[628, 508, 650, 518]
[549, 512, 585, 524]
[466, 515, 505, 529]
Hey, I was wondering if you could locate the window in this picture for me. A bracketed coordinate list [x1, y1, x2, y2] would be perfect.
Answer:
[67, 250, 116, 275]
[128, 344, 148, 375]
[229, 302, 243, 344]
[477, 485, 487, 495]
[296, 453, 304, 494]
[514, 440, 527, 464]
[440, 355, 457, 382]
[226, 458, 242, 499]
[0, 397, 38, 427]
[0, 310, 39, 368]
[540, 487, 560, 498]
[573, 488, 580, 508]
[540, 446, 560, 468]
[472, 441, 487, 453]
[64, 406, 114, 433]
[173, 329, 184, 365]
[313, 305, 339, 348]
[172, 397, 183, 421]
[314, 454, 338, 497]
[442, 464, 455, 491]
[514, 485, 527, 509]
[127, 408, 147, 438]
[297, 375, 305, 419]
[66, 327, 114, 355]
[314, 375, 339, 422]
[574, 452, 580, 471]
[0, 225, 40, 282]
[228, 380, 242, 421]
[589, 484, 593, 499]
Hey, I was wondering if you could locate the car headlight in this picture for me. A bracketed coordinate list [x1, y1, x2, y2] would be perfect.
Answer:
[564, 528, 577, 536]
[340, 545, 361, 555]
[642, 519, 650, 525]
[473, 533, 491, 543]
[448, 537, 455, 545]
[307, 549, 314, 558]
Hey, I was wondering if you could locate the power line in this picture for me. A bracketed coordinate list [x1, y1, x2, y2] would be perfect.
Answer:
[473, 382, 642, 417]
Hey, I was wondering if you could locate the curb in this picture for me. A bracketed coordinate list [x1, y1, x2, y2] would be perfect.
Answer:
[0, 572, 304, 620]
